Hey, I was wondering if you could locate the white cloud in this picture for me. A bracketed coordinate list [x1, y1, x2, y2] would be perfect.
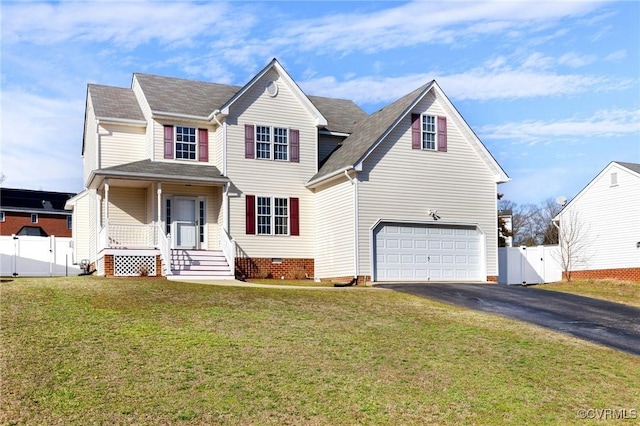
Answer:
[0, 90, 85, 192]
[1, 1, 235, 48]
[273, 0, 605, 54]
[558, 52, 597, 68]
[478, 109, 640, 144]
[605, 49, 627, 61]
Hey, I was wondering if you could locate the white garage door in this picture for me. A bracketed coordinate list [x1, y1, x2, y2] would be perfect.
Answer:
[374, 223, 483, 282]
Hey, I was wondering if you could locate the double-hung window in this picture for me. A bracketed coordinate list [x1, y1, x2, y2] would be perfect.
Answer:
[164, 125, 209, 162]
[256, 196, 288, 235]
[256, 126, 288, 160]
[246, 195, 298, 236]
[422, 115, 436, 150]
[245, 124, 298, 162]
[411, 114, 447, 152]
[175, 126, 197, 160]
[256, 126, 272, 159]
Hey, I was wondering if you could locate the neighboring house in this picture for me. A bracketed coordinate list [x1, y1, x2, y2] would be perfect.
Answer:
[1, 188, 75, 237]
[553, 161, 640, 281]
[67, 58, 509, 281]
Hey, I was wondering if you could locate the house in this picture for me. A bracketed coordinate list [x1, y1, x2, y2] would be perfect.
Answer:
[1, 188, 75, 237]
[67, 58, 509, 281]
[553, 161, 640, 281]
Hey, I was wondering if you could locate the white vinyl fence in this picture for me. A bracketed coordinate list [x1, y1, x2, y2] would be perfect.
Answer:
[0, 235, 81, 277]
[498, 245, 562, 285]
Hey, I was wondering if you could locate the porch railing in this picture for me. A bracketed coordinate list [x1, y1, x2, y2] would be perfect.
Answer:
[220, 228, 236, 278]
[158, 230, 172, 276]
[98, 223, 172, 276]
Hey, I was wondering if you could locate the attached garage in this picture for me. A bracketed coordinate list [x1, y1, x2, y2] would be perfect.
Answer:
[373, 222, 485, 282]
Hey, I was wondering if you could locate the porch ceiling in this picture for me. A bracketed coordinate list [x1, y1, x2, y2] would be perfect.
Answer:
[88, 159, 229, 189]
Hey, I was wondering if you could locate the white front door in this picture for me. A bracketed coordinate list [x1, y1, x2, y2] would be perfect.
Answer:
[174, 197, 197, 249]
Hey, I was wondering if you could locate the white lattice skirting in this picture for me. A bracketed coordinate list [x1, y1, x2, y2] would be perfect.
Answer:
[114, 255, 157, 277]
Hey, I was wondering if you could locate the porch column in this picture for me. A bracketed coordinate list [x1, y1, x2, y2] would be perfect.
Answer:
[104, 179, 110, 227]
[223, 182, 230, 233]
[157, 183, 162, 229]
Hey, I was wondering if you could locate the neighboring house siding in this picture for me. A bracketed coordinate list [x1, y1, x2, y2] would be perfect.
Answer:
[100, 124, 147, 169]
[560, 164, 640, 271]
[226, 70, 317, 258]
[83, 99, 98, 185]
[0, 213, 71, 237]
[314, 178, 355, 279]
[88, 190, 97, 265]
[357, 93, 498, 277]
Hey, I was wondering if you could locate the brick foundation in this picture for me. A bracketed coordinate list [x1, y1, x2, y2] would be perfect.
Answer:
[486, 276, 498, 282]
[104, 254, 114, 276]
[566, 268, 640, 282]
[235, 257, 314, 280]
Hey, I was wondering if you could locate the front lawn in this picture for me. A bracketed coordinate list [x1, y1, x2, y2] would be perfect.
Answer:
[2, 276, 638, 425]
[538, 279, 640, 308]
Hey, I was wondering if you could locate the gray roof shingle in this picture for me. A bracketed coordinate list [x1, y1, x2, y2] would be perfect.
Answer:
[133, 73, 367, 134]
[616, 161, 640, 174]
[310, 82, 432, 183]
[134, 73, 241, 118]
[88, 84, 145, 121]
[92, 160, 228, 186]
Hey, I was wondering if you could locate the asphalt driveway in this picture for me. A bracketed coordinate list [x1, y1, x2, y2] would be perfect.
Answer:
[376, 283, 640, 356]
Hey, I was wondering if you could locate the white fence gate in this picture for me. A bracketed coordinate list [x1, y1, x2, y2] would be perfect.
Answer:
[498, 245, 562, 285]
[0, 235, 81, 277]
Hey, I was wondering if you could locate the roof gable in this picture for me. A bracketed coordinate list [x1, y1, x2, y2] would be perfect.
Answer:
[307, 80, 509, 186]
[220, 58, 328, 127]
[555, 161, 640, 219]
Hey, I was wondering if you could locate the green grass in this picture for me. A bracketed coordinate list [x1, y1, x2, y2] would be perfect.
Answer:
[2, 276, 639, 425]
[537, 279, 640, 308]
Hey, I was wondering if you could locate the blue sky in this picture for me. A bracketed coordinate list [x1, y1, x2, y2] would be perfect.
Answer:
[1, 0, 638, 205]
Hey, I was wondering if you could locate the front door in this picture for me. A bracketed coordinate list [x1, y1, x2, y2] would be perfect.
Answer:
[174, 197, 197, 249]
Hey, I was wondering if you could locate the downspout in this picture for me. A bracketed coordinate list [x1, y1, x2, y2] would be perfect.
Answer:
[212, 110, 229, 233]
[344, 170, 359, 280]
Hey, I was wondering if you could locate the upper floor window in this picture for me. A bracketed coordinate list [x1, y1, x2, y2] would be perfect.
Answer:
[411, 114, 447, 152]
[31, 213, 38, 224]
[176, 126, 197, 160]
[255, 126, 289, 161]
[0, 211, 4, 222]
[163, 125, 209, 162]
[67, 216, 72, 229]
[245, 124, 299, 162]
[422, 115, 436, 150]
[610, 172, 618, 186]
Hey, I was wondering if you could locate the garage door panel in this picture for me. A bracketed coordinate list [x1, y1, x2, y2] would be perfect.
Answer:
[374, 223, 482, 282]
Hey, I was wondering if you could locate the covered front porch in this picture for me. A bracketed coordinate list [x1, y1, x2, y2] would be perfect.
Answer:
[90, 160, 235, 278]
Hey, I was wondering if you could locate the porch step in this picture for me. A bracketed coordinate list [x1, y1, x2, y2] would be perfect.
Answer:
[169, 250, 234, 279]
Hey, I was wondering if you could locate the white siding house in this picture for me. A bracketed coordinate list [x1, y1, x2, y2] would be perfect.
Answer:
[553, 161, 640, 280]
[69, 58, 509, 282]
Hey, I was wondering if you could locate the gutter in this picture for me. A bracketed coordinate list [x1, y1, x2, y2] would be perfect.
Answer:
[305, 165, 353, 189]
[344, 170, 359, 279]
